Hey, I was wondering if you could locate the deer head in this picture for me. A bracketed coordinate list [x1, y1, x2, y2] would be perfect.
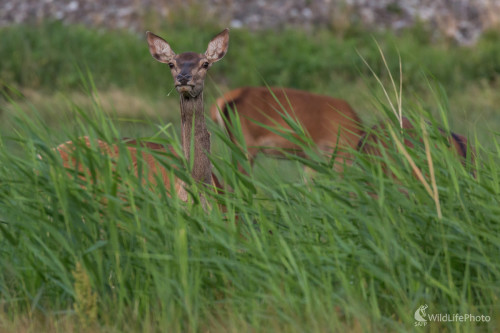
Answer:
[146, 29, 229, 98]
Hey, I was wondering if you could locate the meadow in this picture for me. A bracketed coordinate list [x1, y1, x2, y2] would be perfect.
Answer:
[0, 19, 499, 332]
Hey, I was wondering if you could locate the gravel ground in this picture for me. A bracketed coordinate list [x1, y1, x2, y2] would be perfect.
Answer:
[1, 0, 499, 45]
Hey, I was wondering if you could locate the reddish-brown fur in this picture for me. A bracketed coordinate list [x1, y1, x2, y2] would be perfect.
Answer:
[211, 86, 364, 171]
[55, 137, 221, 195]
[357, 117, 475, 174]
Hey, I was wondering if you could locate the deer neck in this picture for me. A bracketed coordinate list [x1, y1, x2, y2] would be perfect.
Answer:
[180, 93, 212, 185]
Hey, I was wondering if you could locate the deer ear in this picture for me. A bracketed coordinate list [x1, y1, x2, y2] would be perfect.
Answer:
[146, 31, 176, 64]
[205, 28, 229, 63]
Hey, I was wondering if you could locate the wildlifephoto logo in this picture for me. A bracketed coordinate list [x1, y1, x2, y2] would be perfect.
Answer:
[414, 304, 428, 323]
[414, 304, 491, 327]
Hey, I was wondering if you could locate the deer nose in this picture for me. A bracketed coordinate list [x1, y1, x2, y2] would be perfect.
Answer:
[176, 73, 192, 85]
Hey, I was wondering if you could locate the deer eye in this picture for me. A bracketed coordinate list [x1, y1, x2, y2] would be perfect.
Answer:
[202, 62, 209, 69]
[168, 62, 175, 69]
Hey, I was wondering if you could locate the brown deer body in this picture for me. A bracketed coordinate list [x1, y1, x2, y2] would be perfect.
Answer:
[56, 137, 182, 193]
[211, 86, 363, 172]
[357, 116, 475, 175]
[56, 29, 229, 203]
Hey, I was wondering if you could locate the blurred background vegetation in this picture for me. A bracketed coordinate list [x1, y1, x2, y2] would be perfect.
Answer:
[1, 1, 499, 147]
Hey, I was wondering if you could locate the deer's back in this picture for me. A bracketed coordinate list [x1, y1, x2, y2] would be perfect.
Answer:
[211, 86, 363, 152]
[56, 137, 177, 192]
[358, 117, 475, 169]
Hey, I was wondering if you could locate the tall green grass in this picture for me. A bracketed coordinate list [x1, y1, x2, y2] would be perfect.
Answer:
[0, 72, 499, 332]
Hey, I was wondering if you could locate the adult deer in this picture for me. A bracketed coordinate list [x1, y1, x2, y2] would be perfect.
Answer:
[210, 87, 363, 172]
[56, 29, 229, 204]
